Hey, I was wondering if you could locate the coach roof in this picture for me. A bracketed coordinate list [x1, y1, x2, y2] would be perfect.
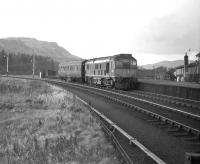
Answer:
[59, 60, 83, 66]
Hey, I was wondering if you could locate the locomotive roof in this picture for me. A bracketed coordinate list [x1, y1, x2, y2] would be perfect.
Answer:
[59, 54, 137, 66]
[86, 54, 136, 64]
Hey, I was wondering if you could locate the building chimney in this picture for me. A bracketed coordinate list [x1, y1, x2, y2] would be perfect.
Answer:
[184, 52, 188, 80]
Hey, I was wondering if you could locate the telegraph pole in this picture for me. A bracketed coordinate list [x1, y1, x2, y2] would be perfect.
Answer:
[153, 65, 156, 80]
[3, 54, 8, 76]
[32, 54, 35, 78]
[6, 55, 8, 76]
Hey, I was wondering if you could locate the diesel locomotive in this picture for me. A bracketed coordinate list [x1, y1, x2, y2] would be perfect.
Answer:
[58, 54, 137, 90]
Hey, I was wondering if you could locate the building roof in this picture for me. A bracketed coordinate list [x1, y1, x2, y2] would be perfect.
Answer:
[196, 52, 200, 57]
[175, 62, 197, 69]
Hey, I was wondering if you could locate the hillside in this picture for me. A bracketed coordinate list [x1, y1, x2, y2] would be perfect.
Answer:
[140, 60, 194, 69]
[0, 37, 81, 63]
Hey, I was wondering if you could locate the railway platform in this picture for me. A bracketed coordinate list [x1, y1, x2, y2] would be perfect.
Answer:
[137, 79, 200, 101]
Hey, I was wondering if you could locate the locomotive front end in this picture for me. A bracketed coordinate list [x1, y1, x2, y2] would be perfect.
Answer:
[113, 54, 137, 89]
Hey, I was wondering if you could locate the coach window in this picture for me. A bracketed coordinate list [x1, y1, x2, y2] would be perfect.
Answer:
[94, 70, 95, 75]
[106, 63, 109, 73]
[87, 64, 89, 70]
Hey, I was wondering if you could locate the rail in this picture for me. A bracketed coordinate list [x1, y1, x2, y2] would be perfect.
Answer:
[77, 96, 166, 164]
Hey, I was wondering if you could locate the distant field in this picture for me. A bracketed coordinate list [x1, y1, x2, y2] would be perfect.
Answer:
[0, 78, 119, 164]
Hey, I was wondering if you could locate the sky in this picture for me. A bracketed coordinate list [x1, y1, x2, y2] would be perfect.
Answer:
[0, 0, 199, 65]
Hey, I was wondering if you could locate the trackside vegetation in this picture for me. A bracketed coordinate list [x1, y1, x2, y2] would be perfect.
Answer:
[0, 78, 120, 164]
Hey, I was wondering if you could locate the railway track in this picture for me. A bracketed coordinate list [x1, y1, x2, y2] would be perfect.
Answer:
[130, 90, 200, 111]
[49, 80, 200, 164]
[98, 87, 200, 119]
[56, 81, 200, 138]
[2, 76, 200, 163]
[77, 97, 165, 164]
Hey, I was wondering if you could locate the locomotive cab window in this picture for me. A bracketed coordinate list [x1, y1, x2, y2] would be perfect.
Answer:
[131, 60, 137, 65]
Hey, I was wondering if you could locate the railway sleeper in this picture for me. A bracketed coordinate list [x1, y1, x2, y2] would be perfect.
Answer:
[167, 128, 180, 133]
[155, 122, 167, 126]
[146, 119, 160, 123]
[184, 128, 200, 140]
[151, 121, 164, 125]
[184, 136, 200, 143]
[159, 125, 173, 129]
[174, 132, 191, 137]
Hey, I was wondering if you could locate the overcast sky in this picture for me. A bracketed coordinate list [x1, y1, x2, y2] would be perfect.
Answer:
[0, 0, 199, 65]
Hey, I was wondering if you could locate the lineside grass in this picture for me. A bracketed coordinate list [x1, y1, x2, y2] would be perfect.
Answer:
[0, 78, 120, 164]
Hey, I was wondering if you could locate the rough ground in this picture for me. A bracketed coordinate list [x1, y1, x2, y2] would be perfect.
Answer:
[0, 78, 120, 164]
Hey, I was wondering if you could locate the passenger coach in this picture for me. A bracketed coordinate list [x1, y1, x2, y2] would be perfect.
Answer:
[58, 60, 85, 82]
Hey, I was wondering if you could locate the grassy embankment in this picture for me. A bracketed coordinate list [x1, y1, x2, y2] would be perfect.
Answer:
[0, 78, 120, 164]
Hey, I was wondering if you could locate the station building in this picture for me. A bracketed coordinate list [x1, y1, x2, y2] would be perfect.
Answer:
[174, 52, 200, 82]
